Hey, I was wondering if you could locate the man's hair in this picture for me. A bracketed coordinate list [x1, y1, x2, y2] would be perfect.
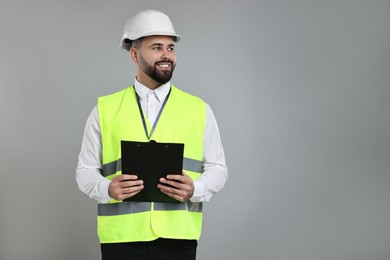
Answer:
[122, 38, 143, 51]
[131, 38, 144, 49]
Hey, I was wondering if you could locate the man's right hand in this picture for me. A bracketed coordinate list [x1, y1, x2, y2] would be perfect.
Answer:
[108, 174, 144, 201]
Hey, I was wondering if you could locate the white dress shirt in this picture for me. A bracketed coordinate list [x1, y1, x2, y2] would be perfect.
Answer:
[76, 80, 228, 203]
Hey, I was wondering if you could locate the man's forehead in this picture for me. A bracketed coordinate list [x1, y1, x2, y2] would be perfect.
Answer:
[143, 35, 175, 45]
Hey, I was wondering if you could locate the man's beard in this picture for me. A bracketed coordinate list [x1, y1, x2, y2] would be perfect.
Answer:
[139, 55, 176, 85]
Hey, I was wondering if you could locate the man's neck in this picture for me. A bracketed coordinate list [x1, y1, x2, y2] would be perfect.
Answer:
[135, 78, 171, 92]
[136, 75, 161, 90]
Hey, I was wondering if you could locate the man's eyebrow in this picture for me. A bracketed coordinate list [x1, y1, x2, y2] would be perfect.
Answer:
[149, 43, 175, 48]
[149, 43, 164, 48]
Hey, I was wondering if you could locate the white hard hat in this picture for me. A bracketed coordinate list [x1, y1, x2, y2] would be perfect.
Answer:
[120, 10, 181, 51]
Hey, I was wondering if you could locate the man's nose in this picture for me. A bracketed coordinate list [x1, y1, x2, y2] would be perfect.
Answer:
[161, 50, 169, 59]
[161, 49, 174, 60]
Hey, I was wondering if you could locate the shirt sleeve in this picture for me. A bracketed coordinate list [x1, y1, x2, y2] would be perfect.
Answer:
[75, 106, 112, 203]
[190, 104, 228, 202]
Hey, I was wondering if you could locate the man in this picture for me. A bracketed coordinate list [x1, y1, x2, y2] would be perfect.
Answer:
[76, 9, 228, 260]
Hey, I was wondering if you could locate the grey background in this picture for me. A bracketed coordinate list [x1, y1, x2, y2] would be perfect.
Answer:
[1, 0, 389, 259]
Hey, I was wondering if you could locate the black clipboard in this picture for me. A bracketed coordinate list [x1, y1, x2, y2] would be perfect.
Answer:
[121, 140, 184, 203]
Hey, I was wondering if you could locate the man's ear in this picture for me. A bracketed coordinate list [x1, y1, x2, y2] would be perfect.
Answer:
[130, 47, 139, 64]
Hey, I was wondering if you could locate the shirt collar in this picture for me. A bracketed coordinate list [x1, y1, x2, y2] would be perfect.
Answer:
[133, 79, 171, 102]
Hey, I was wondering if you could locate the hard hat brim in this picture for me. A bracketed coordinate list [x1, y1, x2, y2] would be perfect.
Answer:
[120, 32, 181, 51]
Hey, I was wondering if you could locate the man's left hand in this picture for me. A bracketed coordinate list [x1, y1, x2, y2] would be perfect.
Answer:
[158, 173, 194, 202]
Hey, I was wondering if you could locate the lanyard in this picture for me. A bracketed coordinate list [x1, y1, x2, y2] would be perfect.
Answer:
[135, 86, 172, 140]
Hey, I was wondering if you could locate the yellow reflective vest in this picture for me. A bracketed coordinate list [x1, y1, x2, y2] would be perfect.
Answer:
[97, 85, 206, 243]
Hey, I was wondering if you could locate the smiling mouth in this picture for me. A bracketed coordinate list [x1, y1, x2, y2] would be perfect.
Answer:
[156, 61, 173, 70]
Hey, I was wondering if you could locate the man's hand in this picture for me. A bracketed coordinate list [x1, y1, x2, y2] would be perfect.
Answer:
[157, 173, 194, 202]
[108, 174, 144, 201]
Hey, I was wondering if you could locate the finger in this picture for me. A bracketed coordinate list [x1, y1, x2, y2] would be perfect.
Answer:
[159, 178, 184, 189]
[166, 174, 192, 184]
[112, 174, 138, 183]
[118, 189, 143, 200]
[122, 185, 144, 194]
[120, 174, 139, 180]
[159, 189, 185, 202]
[165, 174, 183, 181]
[114, 183, 144, 200]
[158, 183, 187, 197]
[120, 180, 144, 188]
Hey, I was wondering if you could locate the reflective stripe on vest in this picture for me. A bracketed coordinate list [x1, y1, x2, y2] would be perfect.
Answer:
[101, 157, 203, 177]
[98, 201, 203, 216]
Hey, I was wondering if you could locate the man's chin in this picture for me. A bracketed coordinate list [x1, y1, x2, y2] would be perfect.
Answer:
[153, 72, 173, 84]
